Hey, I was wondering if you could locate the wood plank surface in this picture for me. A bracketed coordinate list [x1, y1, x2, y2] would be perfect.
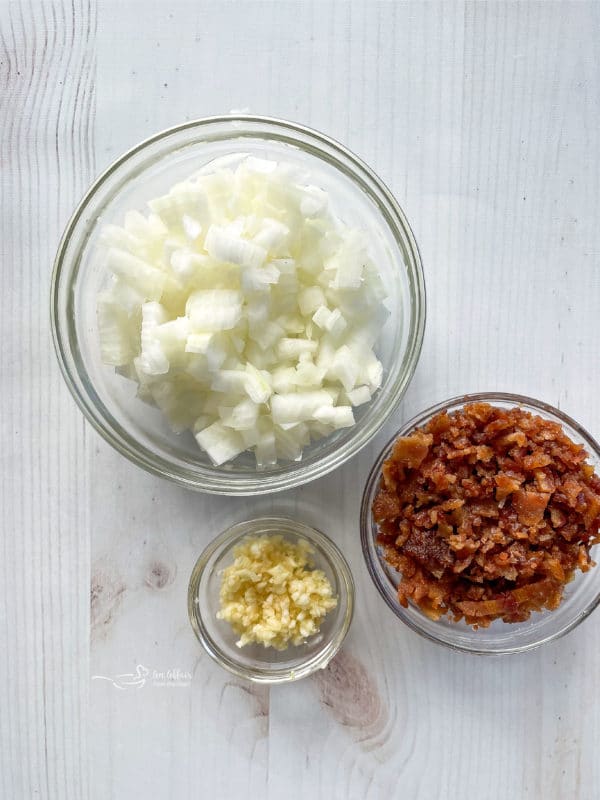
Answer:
[1, 2, 599, 798]
[1, 2, 95, 798]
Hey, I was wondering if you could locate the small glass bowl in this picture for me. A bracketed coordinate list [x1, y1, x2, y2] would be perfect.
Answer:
[51, 115, 426, 495]
[361, 392, 600, 655]
[187, 516, 354, 682]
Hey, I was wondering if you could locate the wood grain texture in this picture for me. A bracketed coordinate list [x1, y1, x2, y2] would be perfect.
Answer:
[0, 1, 95, 798]
[2, 1, 600, 798]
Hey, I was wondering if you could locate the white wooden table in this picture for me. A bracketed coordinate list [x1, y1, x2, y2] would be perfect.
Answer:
[2, 1, 600, 797]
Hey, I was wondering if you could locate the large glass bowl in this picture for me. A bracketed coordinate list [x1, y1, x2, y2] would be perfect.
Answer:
[187, 516, 354, 683]
[51, 115, 425, 494]
[361, 392, 600, 655]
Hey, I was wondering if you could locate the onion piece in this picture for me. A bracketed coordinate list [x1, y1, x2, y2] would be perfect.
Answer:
[97, 154, 389, 466]
[195, 421, 245, 466]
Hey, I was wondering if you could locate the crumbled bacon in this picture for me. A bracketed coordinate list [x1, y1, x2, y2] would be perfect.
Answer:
[373, 403, 600, 627]
[494, 473, 523, 501]
[391, 431, 433, 468]
[512, 489, 550, 526]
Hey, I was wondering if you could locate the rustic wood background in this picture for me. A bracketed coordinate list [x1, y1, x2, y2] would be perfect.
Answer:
[1, 1, 599, 798]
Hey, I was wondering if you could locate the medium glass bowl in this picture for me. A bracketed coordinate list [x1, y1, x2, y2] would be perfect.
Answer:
[187, 516, 354, 683]
[51, 115, 425, 494]
[360, 392, 600, 655]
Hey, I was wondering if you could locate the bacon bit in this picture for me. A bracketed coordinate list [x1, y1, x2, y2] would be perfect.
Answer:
[495, 473, 523, 501]
[456, 598, 505, 618]
[373, 403, 600, 628]
[402, 528, 453, 577]
[436, 520, 453, 538]
[463, 403, 490, 422]
[391, 432, 433, 468]
[522, 451, 553, 470]
[440, 498, 464, 511]
[470, 500, 500, 519]
[578, 546, 591, 571]
[497, 430, 528, 449]
[534, 469, 555, 493]
[544, 558, 565, 582]
[562, 477, 585, 507]
[454, 556, 473, 573]
[395, 520, 410, 548]
[372, 489, 400, 521]
[434, 472, 457, 490]
[583, 489, 600, 528]
[448, 534, 478, 554]
[511, 579, 560, 606]
[428, 411, 452, 436]
[512, 490, 550, 526]
[549, 506, 567, 528]
[476, 445, 494, 462]
[484, 417, 514, 436]
[561, 523, 579, 542]
[551, 442, 586, 466]
[446, 446, 475, 460]
[382, 460, 400, 491]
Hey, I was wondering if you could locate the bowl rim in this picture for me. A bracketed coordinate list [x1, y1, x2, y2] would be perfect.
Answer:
[187, 515, 355, 683]
[360, 391, 600, 655]
[50, 114, 426, 495]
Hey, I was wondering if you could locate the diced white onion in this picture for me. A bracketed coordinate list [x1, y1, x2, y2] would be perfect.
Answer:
[219, 398, 259, 431]
[195, 421, 245, 466]
[252, 218, 289, 254]
[182, 214, 202, 241]
[205, 224, 266, 269]
[271, 391, 333, 424]
[106, 248, 166, 300]
[326, 345, 358, 392]
[244, 363, 272, 404]
[346, 385, 372, 406]
[97, 154, 389, 466]
[298, 286, 325, 316]
[276, 338, 318, 360]
[186, 289, 243, 331]
[313, 405, 355, 429]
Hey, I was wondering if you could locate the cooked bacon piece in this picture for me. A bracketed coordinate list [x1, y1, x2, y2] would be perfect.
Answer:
[456, 579, 561, 619]
[549, 506, 567, 528]
[456, 598, 508, 618]
[534, 469, 556, 493]
[582, 488, 600, 528]
[544, 558, 565, 582]
[373, 403, 600, 628]
[372, 490, 400, 521]
[402, 527, 453, 578]
[522, 452, 553, 470]
[512, 489, 550, 526]
[494, 473, 523, 501]
[391, 432, 433, 468]
[382, 459, 401, 491]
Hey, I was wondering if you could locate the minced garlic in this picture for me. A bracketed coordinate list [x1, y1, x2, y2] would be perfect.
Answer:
[217, 535, 338, 650]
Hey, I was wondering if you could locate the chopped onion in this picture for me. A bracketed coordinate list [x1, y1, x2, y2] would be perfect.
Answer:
[195, 421, 245, 466]
[97, 155, 389, 466]
[186, 289, 243, 331]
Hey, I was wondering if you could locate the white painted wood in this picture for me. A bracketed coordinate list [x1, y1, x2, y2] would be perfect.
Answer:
[2, 1, 600, 798]
[0, 2, 94, 798]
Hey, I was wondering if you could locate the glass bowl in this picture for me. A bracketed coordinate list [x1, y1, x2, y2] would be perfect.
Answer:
[187, 516, 354, 683]
[51, 115, 425, 495]
[360, 392, 600, 655]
